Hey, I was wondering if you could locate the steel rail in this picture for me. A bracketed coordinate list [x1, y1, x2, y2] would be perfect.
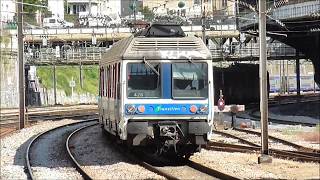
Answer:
[238, 94, 320, 126]
[185, 159, 240, 180]
[209, 131, 320, 163]
[66, 123, 99, 180]
[206, 143, 320, 163]
[119, 146, 180, 180]
[233, 127, 320, 153]
[25, 118, 97, 180]
[212, 129, 260, 147]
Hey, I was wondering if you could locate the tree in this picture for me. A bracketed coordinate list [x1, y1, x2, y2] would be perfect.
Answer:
[23, 0, 42, 14]
[22, 0, 51, 25]
[141, 6, 154, 21]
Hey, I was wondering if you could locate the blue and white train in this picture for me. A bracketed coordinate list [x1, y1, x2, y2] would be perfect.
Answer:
[98, 24, 214, 157]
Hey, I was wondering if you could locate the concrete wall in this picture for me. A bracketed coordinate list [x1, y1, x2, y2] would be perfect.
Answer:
[40, 88, 97, 105]
[0, 32, 19, 108]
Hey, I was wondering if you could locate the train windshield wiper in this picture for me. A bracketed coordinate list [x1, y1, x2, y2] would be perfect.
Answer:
[188, 58, 206, 76]
[143, 57, 160, 76]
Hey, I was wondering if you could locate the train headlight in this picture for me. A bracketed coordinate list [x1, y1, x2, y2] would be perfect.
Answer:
[199, 105, 208, 113]
[189, 105, 198, 113]
[137, 105, 145, 113]
[126, 105, 136, 114]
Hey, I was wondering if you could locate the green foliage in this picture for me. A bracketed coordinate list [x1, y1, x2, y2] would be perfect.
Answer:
[65, 14, 77, 24]
[23, 0, 42, 14]
[37, 66, 99, 96]
[22, 0, 51, 25]
[142, 6, 154, 21]
[0, 32, 10, 45]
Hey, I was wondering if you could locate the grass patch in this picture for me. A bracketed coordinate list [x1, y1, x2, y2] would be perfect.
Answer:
[37, 65, 99, 96]
[65, 14, 77, 24]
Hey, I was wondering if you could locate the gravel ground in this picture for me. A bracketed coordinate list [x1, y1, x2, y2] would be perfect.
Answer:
[212, 129, 298, 151]
[69, 125, 164, 179]
[157, 165, 215, 179]
[0, 119, 81, 179]
[260, 125, 319, 150]
[30, 122, 96, 179]
[191, 149, 320, 179]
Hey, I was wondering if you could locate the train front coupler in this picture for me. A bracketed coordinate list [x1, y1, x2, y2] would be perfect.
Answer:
[154, 121, 184, 154]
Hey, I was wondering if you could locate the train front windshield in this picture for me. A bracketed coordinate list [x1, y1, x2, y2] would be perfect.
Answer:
[127, 63, 161, 98]
[172, 63, 208, 99]
[127, 62, 208, 99]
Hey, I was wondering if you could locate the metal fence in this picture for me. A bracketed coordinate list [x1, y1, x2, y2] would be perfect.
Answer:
[25, 46, 105, 64]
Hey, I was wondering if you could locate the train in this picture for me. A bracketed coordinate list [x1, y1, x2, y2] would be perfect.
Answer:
[98, 23, 214, 157]
[269, 75, 320, 93]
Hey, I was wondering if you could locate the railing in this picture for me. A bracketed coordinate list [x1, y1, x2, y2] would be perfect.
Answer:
[238, 0, 320, 28]
[21, 24, 238, 36]
[211, 42, 303, 60]
[21, 41, 302, 64]
[25, 46, 105, 64]
[272, 0, 320, 20]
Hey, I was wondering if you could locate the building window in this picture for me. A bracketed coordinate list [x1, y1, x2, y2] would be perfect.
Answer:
[194, 0, 200, 5]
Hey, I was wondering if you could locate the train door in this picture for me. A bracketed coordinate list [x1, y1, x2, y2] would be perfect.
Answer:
[114, 63, 121, 134]
[109, 64, 117, 134]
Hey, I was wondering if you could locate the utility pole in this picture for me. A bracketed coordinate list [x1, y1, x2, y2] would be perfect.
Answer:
[258, 0, 272, 163]
[133, 0, 137, 32]
[296, 52, 301, 95]
[89, 0, 92, 15]
[18, 0, 26, 129]
[201, 0, 206, 43]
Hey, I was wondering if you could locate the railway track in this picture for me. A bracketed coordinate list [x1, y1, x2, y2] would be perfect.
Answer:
[66, 124, 239, 179]
[209, 129, 320, 163]
[0, 106, 98, 138]
[25, 119, 97, 180]
[237, 93, 320, 126]
[0, 108, 98, 124]
[131, 148, 240, 180]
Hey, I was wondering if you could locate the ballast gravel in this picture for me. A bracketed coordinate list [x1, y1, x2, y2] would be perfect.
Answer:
[69, 125, 164, 179]
[29, 122, 97, 179]
[191, 149, 320, 179]
[0, 119, 81, 179]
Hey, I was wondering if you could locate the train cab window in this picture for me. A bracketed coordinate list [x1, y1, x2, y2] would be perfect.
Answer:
[127, 63, 161, 98]
[172, 63, 208, 99]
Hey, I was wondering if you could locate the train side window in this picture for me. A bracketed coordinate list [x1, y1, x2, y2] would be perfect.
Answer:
[107, 66, 110, 98]
[108, 65, 111, 98]
[113, 64, 117, 98]
[117, 63, 121, 99]
[100, 67, 104, 96]
[103, 68, 108, 97]
[110, 64, 114, 98]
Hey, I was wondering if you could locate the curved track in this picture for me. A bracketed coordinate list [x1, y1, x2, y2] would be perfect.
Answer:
[209, 129, 320, 163]
[127, 143, 239, 179]
[66, 123, 98, 180]
[67, 124, 239, 179]
[25, 119, 97, 180]
[238, 94, 320, 126]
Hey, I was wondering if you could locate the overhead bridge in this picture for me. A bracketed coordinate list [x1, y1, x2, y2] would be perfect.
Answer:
[22, 25, 239, 43]
[238, 0, 320, 86]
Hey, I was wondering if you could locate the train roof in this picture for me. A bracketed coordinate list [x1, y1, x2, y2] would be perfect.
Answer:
[101, 36, 212, 64]
[101, 24, 212, 64]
